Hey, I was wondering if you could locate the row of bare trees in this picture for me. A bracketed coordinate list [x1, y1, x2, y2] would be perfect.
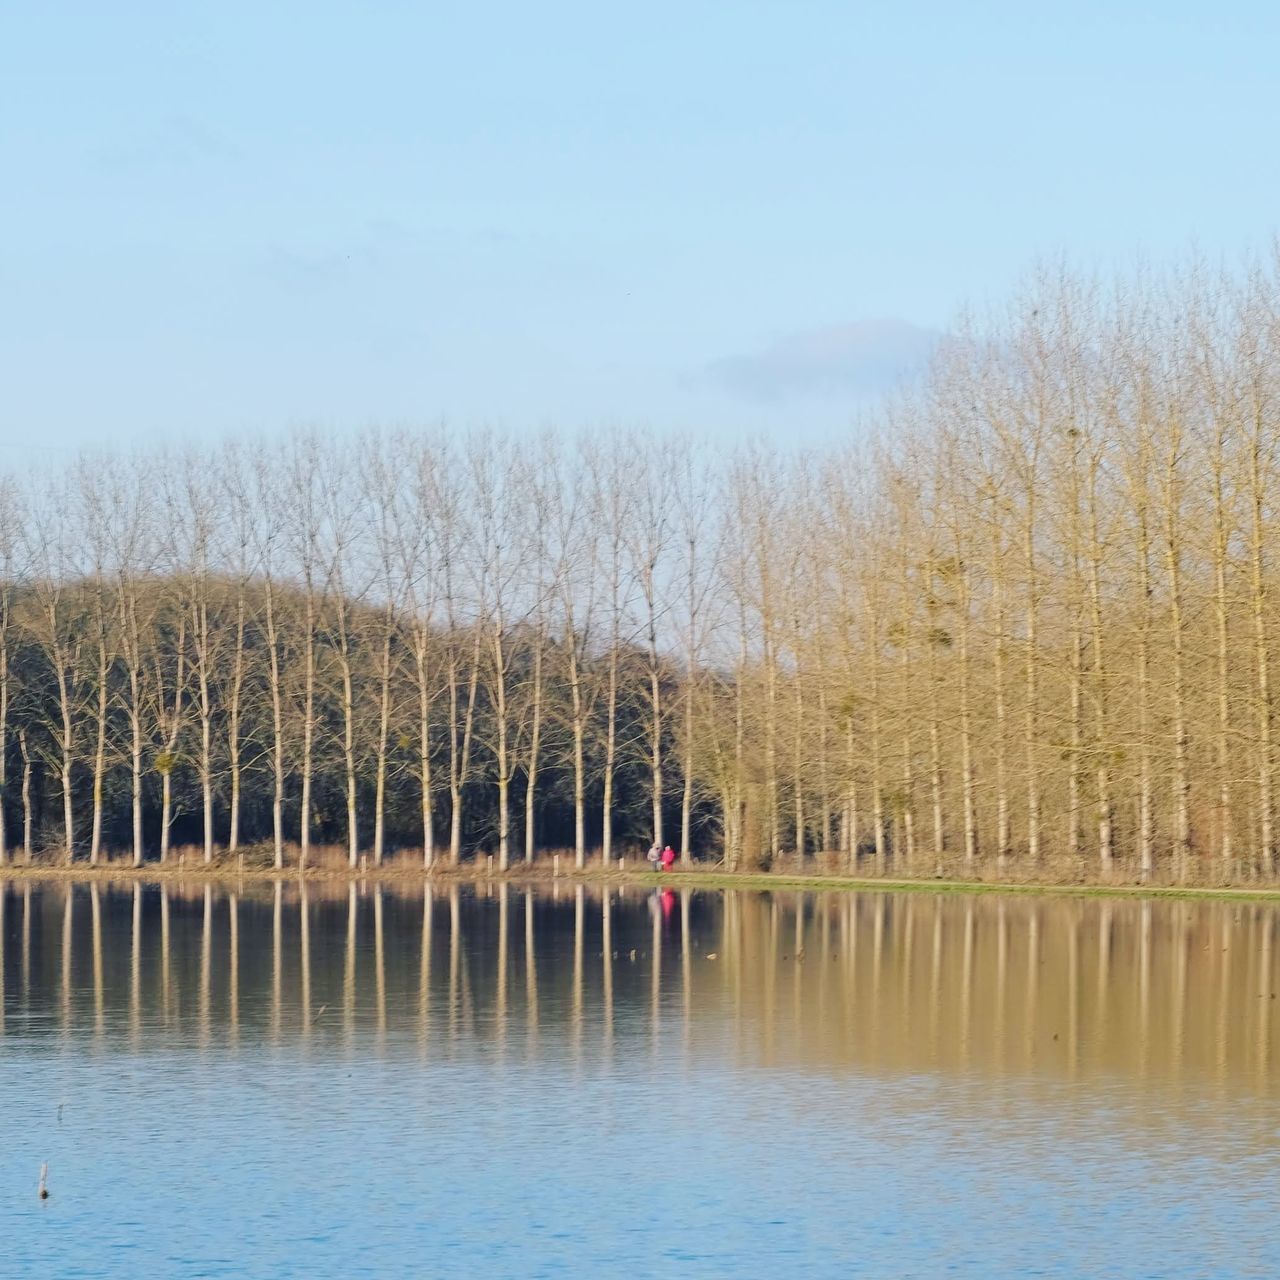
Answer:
[0, 430, 728, 870]
[802, 256, 1280, 881]
[4, 256, 1280, 879]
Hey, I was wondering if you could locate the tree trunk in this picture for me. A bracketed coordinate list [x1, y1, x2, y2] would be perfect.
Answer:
[957, 565, 978, 865]
[19, 729, 32, 861]
[374, 613, 393, 866]
[1212, 456, 1233, 866]
[843, 717, 858, 869]
[54, 636, 75, 864]
[764, 633, 780, 859]
[195, 599, 214, 864]
[602, 644, 619, 863]
[925, 591, 944, 864]
[448, 632, 481, 866]
[1086, 459, 1113, 869]
[680, 657, 694, 864]
[1249, 432, 1274, 873]
[990, 515, 1010, 861]
[158, 614, 186, 864]
[1023, 514, 1041, 864]
[228, 589, 246, 854]
[870, 630, 886, 870]
[1162, 437, 1191, 877]
[494, 628, 511, 872]
[523, 638, 544, 864]
[569, 645, 587, 869]
[731, 621, 747, 871]
[792, 653, 805, 857]
[89, 619, 107, 866]
[300, 595, 316, 869]
[1067, 617, 1083, 861]
[1135, 492, 1155, 879]
[339, 612, 358, 867]
[414, 629, 435, 868]
[265, 582, 285, 870]
[648, 629, 664, 851]
[130, 661, 143, 867]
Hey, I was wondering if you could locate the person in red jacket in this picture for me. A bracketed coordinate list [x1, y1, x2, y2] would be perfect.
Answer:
[660, 844, 676, 871]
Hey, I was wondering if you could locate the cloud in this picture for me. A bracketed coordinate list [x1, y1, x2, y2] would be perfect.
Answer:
[94, 114, 238, 170]
[259, 244, 353, 293]
[706, 318, 941, 402]
[255, 220, 417, 295]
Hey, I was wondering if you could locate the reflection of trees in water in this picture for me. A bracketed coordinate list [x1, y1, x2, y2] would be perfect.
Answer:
[4, 881, 1280, 1096]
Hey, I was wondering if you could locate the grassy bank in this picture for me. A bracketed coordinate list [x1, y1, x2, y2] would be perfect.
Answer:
[5, 851, 1280, 903]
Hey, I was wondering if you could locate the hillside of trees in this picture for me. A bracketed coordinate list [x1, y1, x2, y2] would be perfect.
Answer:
[4, 256, 1280, 881]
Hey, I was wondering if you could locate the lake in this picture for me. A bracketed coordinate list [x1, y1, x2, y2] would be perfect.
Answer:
[2, 879, 1279, 1278]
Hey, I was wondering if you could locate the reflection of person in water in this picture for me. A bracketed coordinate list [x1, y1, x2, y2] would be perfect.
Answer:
[649, 887, 678, 927]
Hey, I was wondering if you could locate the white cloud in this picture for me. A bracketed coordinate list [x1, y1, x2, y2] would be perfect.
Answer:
[706, 318, 941, 402]
[94, 114, 238, 170]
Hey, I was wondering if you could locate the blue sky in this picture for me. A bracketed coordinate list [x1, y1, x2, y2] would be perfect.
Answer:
[3, 1, 1278, 456]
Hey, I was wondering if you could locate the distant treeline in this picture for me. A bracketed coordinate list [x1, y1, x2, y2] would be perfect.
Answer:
[4, 255, 1280, 877]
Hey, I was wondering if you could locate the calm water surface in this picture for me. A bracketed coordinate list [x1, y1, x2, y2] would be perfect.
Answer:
[2, 879, 1279, 1278]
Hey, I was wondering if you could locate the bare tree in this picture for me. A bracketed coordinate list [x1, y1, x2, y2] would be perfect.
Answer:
[99, 456, 154, 867]
[625, 435, 676, 851]
[434, 438, 482, 867]
[171, 451, 222, 862]
[671, 443, 719, 864]
[283, 434, 328, 869]
[220, 442, 259, 856]
[397, 435, 448, 867]
[548, 435, 602, 869]
[590, 437, 635, 865]
[26, 470, 88, 862]
[366, 432, 412, 866]
[468, 434, 531, 871]
[252, 444, 290, 869]
[0, 479, 20, 863]
[318, 443, 368, 866]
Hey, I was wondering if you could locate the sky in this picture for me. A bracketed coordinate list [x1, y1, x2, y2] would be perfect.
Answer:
[3, 1, 1279, 459]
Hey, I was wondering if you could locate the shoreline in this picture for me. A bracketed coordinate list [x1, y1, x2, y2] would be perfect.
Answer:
[4, 859, 1280, 903]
